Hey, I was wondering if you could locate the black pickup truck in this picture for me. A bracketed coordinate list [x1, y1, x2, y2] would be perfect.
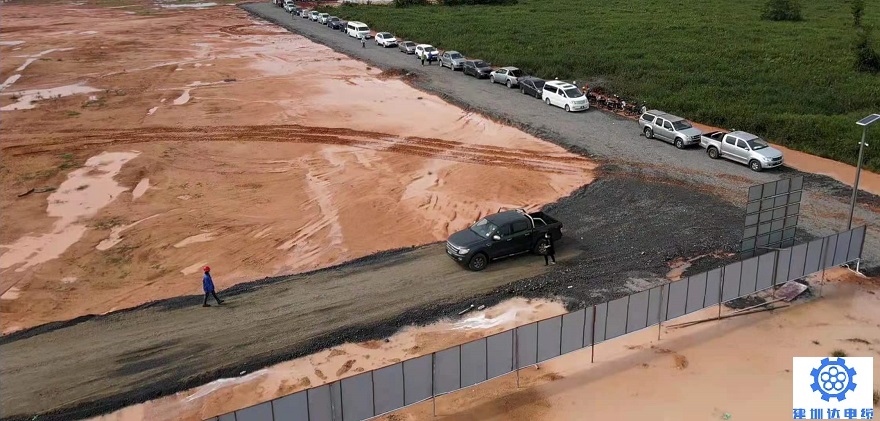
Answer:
[445, 209, 563, 271]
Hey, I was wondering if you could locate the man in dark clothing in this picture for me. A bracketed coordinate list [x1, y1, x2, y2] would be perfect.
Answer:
[202, 266, 224, 307]
[543, 233, 556, 266]
[361, 35, 366, 48]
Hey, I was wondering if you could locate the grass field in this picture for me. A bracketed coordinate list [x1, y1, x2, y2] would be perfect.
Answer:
[328, 0, 880, 171]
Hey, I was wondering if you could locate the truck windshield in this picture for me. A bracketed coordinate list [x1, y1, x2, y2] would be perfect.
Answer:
[450, 53, 462, 59]
[747, 138, 769, 150]
[672, 120, 693, 130]
[470, 218, 500, 238]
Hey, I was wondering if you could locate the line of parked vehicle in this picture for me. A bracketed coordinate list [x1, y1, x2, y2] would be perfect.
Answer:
[272, 0, 785, 172]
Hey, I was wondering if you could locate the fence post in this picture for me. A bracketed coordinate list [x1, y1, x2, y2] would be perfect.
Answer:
[717, 265, 725, 319]
[819, 235, 829, 298]
[431, 353, 436, 417]
[590, 305, 597, 363]
[657, 284, 664, 341]
[514, 326, 520, 388]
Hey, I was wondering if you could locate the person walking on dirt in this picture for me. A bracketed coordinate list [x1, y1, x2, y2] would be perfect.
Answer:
[543, 233, 556, 266]
[202, 266, 224, 307]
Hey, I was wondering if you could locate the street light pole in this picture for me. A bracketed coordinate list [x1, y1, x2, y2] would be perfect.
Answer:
[849, 114, 880, 231]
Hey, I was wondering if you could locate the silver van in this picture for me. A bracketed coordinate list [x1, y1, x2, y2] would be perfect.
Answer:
[639, 110, 702, 149]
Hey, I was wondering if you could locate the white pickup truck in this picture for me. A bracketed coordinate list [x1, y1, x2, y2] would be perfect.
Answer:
[700, 130, 784, 172]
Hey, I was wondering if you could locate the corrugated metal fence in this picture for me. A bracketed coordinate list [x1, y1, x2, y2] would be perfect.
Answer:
[208, 226, 867, 421]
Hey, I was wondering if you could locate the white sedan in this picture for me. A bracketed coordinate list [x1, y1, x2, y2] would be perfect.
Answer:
[375, 32, 398, 47]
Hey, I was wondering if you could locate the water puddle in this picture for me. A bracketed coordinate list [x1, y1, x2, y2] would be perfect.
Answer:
[146, 107, 158, 116]
[174, 232, 216, 248]
[0, 41, 25, 46]
[160, 2, 217, 8]
[96, 214, 163, 251]
[132, 178, 150, 199]
[0, 151, 140, 273]
[1, 83, 101, 111]
[1, 287, 21, 300]
[181, 261, 209, 275]
[16, 58, 38, 72]
[0, 74, 21, 91]
[172, 89, 191, 105]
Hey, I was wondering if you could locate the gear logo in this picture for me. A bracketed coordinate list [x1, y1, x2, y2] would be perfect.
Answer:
[810, 357, 857, 402]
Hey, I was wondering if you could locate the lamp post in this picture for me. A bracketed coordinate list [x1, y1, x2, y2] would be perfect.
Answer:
[848, 113, 880, 230]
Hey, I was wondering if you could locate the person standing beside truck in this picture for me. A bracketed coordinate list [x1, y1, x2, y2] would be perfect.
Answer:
[543, 232, 556, 265]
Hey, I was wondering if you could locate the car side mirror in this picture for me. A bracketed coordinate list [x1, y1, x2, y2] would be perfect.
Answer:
[492, 235, 501, 241]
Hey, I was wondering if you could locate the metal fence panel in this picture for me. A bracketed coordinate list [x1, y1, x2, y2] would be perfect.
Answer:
[665, 279, 688, 320]
[330, 382, 342, 421]
[775, 248, 792, 285]
[833, 230, 852, 265]
[583, 305, 596, 347]
[704, 268, 722, 306]
[848, 226, 865, 261]
[236, 402, 273, 421]
[788, 243, 808, 280]
[804, 239, 824, 275]
[486, 331, 513, 379]
[218, 414, 235, 421]
[626, 290, 650, 333]
[461, 339, 488, 388]
[594, 303, 608, 343]
[722, 261, 742, 302]
[822, 234, 838, 269]
[516, 323, 538, 368]
[272, 391, 309, 421]
[647, 286, 664, 326]
[307, 385, 333, 421]
[756, 251, 776, 291]
[686, 273, 707, 314]
[537, 317, 563, 362]
[605, 296, 629, 340]
[433, 346, 461, 394]
[739, 256, 759, 296]
[403, 355, 432, 405]
[561, 309, 586, 354]
[341, 373, 374, 421]
[373, 364, 403, 416]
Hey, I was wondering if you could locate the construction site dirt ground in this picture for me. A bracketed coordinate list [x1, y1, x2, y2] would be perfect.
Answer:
[1, 1, 880, 421]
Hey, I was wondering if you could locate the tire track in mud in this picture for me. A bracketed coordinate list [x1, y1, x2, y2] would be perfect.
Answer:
[3, 124, 595, 175]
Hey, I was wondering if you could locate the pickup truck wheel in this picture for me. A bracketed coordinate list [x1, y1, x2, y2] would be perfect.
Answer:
[644, 127, 653, 139]
[533, 238, 550, 255]
[749, 160, 763, 172]
[467, 253, 489, 271]
[707, 147, 719, 159]
[674, 138, 684, 149]
[506, 80, 512, 88]
[490, 76, 495, 84]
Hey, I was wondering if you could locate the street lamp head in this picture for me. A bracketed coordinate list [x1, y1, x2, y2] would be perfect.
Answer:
[856, 113, 880, 127]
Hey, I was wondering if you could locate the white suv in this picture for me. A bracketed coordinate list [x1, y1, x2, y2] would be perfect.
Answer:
[542, 81, 589, 112]
[375, 32, 397, 47]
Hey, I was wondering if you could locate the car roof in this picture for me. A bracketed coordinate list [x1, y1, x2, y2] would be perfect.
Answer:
[645, 110, 686, 122]
[485, 210, 527, 225]
[417, 44, 434, 47]
[501, 66, 519, 71]
[545, 80, 576, 89]
[445, 50, 460, 54]
[348, 21, 367, 25]
[729, 131, 758, 140]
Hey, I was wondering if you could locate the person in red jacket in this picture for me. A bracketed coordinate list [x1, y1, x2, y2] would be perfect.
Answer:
[202, 266, 224, 307]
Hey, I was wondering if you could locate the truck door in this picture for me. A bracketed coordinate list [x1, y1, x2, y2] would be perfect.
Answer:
[723, 136, 740, 161]
[660, 120, 676, 143]
[506, 219, 533, 255]
[734, 139, 751, 163]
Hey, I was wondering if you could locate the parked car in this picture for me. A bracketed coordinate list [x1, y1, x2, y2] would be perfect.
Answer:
[700, 130, 784, 171]
[300, 9, 311, 18]
[446, 209, 563, 271]
[375, 32, 398, 47]
[326, 17, 340, 27]
[292, 7, 303, 16]
[518, 76, 545, 99]
[439, 50, 465, 70]
[542, 80, 588, 112]
[283, 0, 294, 12]
[462, 60, 492, 78]
[639, 110, 702, 149]
[346, 21, 371, 39]
[337, 20, 348, 32]
[309, 11, 320, 21]
[318, 13, 330, 24]
[329, 19, 346, 30]
[415, 44, 439, 62]
[398, 41, 417, 54]
[489, 66, 524, 88]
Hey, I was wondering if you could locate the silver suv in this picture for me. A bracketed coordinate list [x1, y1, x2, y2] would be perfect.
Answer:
[639, 110, 702, 149]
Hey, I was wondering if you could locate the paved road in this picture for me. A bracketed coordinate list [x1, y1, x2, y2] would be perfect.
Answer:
[243, 2, 880, 268]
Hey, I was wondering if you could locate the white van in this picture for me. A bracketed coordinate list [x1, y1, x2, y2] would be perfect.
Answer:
[346, 21, 371, 39]
[542, 80, 589, 112]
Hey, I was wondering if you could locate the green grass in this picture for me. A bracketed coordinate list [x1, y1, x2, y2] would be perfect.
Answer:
[329, 0, 880, 171]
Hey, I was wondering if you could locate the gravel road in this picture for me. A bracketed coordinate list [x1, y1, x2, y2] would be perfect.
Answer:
[242, 3, 880, 270]
[1, 5, 877, 421]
